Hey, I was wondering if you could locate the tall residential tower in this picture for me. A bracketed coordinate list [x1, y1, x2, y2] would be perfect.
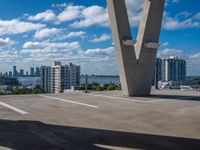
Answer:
[41, 61, 80, 93]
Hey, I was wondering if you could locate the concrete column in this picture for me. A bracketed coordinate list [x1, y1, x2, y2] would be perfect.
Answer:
[107, 0, 165, 96]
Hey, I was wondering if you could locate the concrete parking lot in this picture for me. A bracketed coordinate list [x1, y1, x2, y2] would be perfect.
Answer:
[0, 89, 200, 150]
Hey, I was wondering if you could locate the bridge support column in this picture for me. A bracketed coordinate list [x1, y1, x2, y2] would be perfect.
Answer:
[107, 0, 165, 96]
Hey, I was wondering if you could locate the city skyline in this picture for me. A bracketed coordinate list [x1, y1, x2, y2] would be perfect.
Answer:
[0, 0, 199, 75]
[0, 66, 40, 77]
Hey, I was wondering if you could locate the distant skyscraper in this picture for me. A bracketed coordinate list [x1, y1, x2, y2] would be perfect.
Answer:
[30, 67, 35, 77]
[8, 71, 12, 77]
[154, 56, 187, 83]
[20, 69, 24, 77]
[26, 71, 29, 76]
[35, 67, 40, 77]
[41, 61, 80, 93]
[13, 66, 17, 77]
[69, 63, 80, 88]
[162, 56, 186, 82]
[41, 66, 52, 92]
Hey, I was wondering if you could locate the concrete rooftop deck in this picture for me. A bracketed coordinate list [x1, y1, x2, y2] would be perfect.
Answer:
[0, 89, 200, 150]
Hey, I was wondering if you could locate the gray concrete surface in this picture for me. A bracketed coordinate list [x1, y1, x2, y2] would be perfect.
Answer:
[107, 0, 165, 96]
[0, 89, 200, 150]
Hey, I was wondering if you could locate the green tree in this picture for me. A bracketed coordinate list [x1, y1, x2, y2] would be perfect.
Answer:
[107, 85, 115, 91]
[96, 85, 104, 91]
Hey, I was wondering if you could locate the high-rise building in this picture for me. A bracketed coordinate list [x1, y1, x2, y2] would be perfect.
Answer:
[20, 69, 24, 77]
[35, 67, 40, 77]
[41, 61, 80, 93]
[13, 66, 17, 77]
[154, 56, 186, 82]
[69, 63, 80, 87]
[41, 66, 52, 92]
[30, 67, 34, 77]
[162, 56, 186, 82]
[8, 71, 12, 77]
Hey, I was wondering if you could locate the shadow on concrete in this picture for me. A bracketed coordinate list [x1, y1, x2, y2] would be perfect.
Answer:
[149, 94, 200, 101]
[0, 119, 200, 150]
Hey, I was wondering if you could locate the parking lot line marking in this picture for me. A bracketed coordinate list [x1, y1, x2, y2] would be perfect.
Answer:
[83, 93, 167, 103]
[40, 95, 99, 108]
[0, 101, 28, 115]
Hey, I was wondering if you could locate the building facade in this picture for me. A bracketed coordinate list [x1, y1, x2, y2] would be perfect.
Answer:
[13, 66, 17, 77]
[30, 67, 35, 77]
[154, 56, 186, 82]
[41, 62, 80, 93]
[41, 66, 52, 93]
[35, 67, 40, 77]
[162, 56, 186, 82]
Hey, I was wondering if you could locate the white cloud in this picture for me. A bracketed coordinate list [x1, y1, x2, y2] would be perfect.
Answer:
[71, 5, 108, 28]
[125, 0, 143, 27]
[0, 19, 45, 35]
[161, 42, 169, 47]
[0, 38, 14, 48]
[22, 41, 80, 50]
[28, 10, 57, 22]
[19, 41, 81, 66]
[80, 47, 115, 56]
[194, 12, 200, 20]
[49, 31, 86, 41]
[0, 50, 18, 60]
[163, 13, 200, 30]
[64, 31, 86, 39]
[159, 48, 183, 57]
[57, 5, 84, 23]
[34, 28, 61, 39]
[189, 53, 200, 59]
[90, 34, 111, 43]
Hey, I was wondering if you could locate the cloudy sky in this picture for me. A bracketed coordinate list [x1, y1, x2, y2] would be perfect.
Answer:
[0, 0, 199, 75]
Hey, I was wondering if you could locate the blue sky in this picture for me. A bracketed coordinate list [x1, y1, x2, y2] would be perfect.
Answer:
[0, 0, 199, 75]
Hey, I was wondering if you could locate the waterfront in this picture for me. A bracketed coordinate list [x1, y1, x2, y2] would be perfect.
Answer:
[18, 76, 120, 87]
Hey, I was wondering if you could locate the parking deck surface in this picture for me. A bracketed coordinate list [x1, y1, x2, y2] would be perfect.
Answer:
[0, 90, 200, 150]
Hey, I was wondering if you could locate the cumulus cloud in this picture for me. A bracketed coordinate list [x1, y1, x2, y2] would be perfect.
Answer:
[0, 19, 45, 35]
[27, 5, 84, 24]
[0, 38, 14, 48]
[163, 12, 200, 30]
[90, 34, 111, 43]
[48, 31, 86, 41]
[57, 5, 84, 22]
[159, 48, 183, 57]
[189, 53, 200, 59]
[19, 41, 82, 66]
[0, 50, 18, 59]
[22, 41, 80, 50]
[194, 12, 200, 20]
[34, 28, 61, 39]
[125, 0, 143, 27]
[63, 31, 86, 39]
[80, 47, 114, 56]
[70, 5, 109, 28]
[28, 10, 57, 22]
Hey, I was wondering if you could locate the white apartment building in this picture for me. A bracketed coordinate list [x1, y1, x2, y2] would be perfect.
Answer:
[41, 61, 80, 93]
[161, 56, 186, 82]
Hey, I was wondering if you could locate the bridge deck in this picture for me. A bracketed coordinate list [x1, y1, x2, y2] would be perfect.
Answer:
[0, 89, 200, 150]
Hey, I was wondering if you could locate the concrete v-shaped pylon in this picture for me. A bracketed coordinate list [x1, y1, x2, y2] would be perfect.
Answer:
[107, 0, 165, 96]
